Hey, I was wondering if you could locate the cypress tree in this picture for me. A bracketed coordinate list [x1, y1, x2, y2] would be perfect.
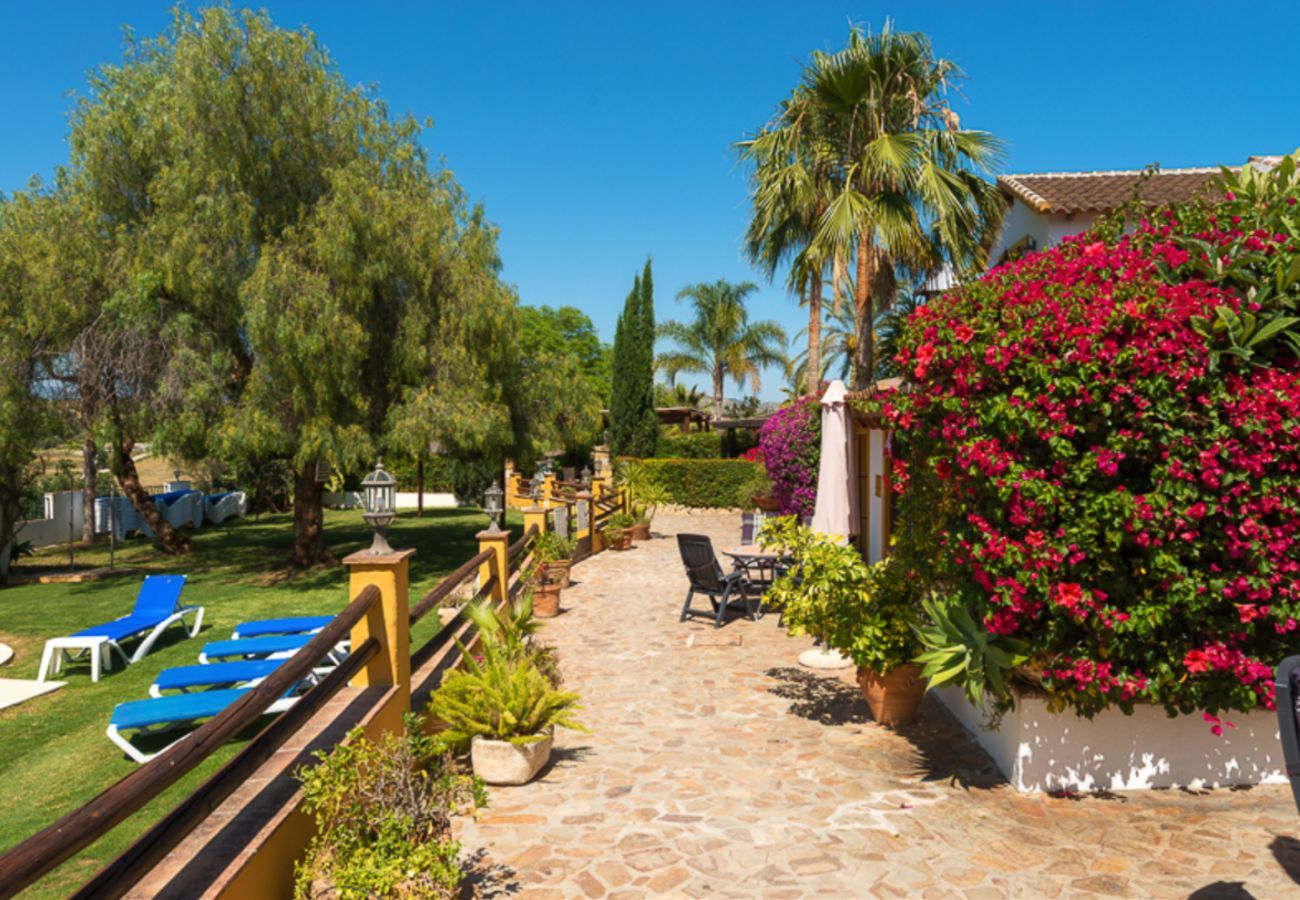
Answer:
[630, 258, 659, 457]
[607, 275, 640, 456]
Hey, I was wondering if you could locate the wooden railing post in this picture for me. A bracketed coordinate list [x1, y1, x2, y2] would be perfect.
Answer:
[477, 529, 509, 603]
[343, 548, 414, 710]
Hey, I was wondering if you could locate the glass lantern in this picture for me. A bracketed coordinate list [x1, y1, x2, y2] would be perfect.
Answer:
[580, 465, 592, 488]
[484, 479, 504, 533]
[361, 458, 397, 555]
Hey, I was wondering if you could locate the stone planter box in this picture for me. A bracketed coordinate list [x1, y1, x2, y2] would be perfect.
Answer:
[936, 685, 1285, 792]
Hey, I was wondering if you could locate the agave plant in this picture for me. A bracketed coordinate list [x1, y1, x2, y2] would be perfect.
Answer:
[913, 596, 1027, 713]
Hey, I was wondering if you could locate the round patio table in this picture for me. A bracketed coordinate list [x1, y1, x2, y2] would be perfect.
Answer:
[722, 544, 791, 586]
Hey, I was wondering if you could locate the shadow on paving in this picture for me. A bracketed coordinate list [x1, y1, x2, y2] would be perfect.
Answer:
[459, 847, 521, 899]
[764, 665, 1007, 791]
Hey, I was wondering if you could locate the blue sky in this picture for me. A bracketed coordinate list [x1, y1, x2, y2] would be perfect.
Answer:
[2, 1, 1297, 400]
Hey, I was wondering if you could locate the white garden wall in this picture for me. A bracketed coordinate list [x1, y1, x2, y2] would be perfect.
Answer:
[936, 685, 1285, 792]
[322, 491, 456, 510]
[15, 491, 86, 549]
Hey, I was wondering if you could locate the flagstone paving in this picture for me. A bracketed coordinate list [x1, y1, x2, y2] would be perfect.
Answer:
[454, 511, 1300, 898]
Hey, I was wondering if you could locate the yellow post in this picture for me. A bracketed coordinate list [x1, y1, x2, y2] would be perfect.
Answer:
[343, 548, 415, 711]
[477, 528, 509, 603]
[542, 473, 557, 507]
[523, 505, 548, 539]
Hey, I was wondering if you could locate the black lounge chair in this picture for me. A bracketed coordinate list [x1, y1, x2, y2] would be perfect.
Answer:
[676, 533, 759, 628]
[1276, 655, 1300, 813]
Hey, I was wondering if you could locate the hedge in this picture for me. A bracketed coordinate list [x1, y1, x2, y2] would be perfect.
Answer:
[654, 431, 723, 459]
[621, 457, 761, 509]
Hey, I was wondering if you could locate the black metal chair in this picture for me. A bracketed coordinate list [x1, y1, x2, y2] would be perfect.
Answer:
[676, 534, 759, 628]
[1276, 656, 1300, 814]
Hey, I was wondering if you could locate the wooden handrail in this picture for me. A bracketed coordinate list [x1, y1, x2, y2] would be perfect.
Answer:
[509, 524, 537, 559]
[0, 583, 381, 898]
[72, 636, 381, 899]
[409, 547, 494, 625]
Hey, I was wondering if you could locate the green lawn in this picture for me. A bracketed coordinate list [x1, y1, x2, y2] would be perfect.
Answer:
[0, 505, 515, 898]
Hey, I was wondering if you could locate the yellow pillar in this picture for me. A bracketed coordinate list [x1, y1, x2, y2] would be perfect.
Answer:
[343, 548, 414, 711]
[477, 529, 509, 603]
[542, 473, 557, 508]
[523, 506, 548, 539]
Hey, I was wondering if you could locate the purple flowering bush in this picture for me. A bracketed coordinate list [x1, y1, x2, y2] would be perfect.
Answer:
[758, 395, 821, 516]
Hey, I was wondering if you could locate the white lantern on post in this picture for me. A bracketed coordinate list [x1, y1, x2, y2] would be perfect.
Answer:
[361, 458, 397, 555]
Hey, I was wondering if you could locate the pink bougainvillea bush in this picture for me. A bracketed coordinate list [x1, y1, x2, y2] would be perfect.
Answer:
[758, 395, 821, 517]
[880, 171, 1300, 720]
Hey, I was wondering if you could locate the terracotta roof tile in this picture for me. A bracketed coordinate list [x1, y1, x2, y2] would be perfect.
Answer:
[998, 167, 1226, 215]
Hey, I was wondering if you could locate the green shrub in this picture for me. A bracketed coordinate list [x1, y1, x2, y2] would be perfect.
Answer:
[428, 600, 586, 747]
[760, 517, 923, 675]
[294, 713, 484, 899]
[654, 431, 722, 459]
[534, 530, 576, 564]
[619, 457, 761, 509]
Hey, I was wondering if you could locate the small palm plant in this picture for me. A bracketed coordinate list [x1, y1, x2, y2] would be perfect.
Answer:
[429, 600, 586, 748]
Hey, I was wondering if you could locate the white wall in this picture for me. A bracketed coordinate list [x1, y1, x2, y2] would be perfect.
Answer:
[990, 197, 1100, 264]
[938, 686, 1285, 792]
[14, 491, 86, 550]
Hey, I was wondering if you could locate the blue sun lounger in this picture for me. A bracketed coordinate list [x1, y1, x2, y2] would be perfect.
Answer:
[38, 575, 203, 682]
[106, 687, 299, 763]
[231, 615, 333, 640]
[149, 659, 286, 697]
[198, 634, 347, 665]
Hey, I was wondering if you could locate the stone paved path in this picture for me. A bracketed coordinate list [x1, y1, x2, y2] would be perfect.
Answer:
[455, 511, 1300, 898]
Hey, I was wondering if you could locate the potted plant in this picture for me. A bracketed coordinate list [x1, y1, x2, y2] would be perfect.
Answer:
[623, 463, 668, 540]
[603, 512, 635, 550]
[737, 448, 780, 511]
[295, 713, 485, 897]
[762, 518, 926, 726]
[429, 600, 587, 785]
[534, 531, 577, 589]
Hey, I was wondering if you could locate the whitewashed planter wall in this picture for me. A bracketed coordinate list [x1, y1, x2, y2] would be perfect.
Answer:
[936, 685, 1285, 792]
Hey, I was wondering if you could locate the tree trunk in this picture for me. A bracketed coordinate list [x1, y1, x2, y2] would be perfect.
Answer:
[81, 435, 97, 545]
[114, 438, 191, 555]
[712, 369, 725, 420]
[807, 269, 823, 395]
[853, 229, 875, 390]
[290, 464, 330, 567]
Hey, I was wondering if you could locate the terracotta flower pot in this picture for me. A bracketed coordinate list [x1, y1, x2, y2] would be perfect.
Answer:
[607, 531, 632, 551]
[857, 664, 926, 727]
[471, 733, 553, 785]
[632, 522, 651, 541]
[752, 495, 781, 512]
[534, 582, 561, 617]
[543, 559, 572, 589]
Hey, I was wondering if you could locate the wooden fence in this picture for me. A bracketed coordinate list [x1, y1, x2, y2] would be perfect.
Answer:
[0, 482, 628, 897]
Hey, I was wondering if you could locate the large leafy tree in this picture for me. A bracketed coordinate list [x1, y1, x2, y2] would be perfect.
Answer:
[61, 7, 520, 565]
[0, 193, 61, 583]
[775, 23, 1005, 389]
[608, 260, 657, 458]
[657, 280, 787, 417]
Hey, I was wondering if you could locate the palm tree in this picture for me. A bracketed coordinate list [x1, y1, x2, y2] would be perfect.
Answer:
[654, 382, 709, 410]
[739, 87, 840, 397]
[801, 22, 1005, 388]
[656, 280, 787, 417]
[788, 302, 856, 390]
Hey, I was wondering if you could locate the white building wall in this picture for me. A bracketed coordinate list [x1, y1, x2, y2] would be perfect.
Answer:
[990, 198, 1101, 264]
